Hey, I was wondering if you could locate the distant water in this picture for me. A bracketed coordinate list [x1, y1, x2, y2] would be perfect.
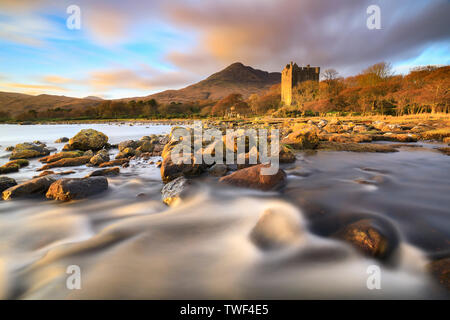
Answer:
[0, 124, 449, 299]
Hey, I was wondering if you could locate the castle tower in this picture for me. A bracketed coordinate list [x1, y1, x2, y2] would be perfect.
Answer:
[281, 62, 320, 106]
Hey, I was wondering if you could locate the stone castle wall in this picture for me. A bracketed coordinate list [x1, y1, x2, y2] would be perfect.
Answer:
[281, 62, 320, 106]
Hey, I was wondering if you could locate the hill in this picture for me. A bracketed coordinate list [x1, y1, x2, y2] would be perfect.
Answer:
[135, 62, 281, 103]
[0, 92, 102, 116]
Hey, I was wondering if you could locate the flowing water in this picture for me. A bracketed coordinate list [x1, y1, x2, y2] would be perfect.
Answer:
[0, 124, 449, 299]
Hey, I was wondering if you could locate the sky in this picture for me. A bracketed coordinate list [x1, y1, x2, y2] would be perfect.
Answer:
[0, 0, 449, 99]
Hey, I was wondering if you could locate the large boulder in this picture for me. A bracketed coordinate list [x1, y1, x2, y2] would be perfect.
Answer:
[10, 142, 50, 159]
[54, 137, 69, 143]
[68, 129, 108, 151]
[118, 140, 139, 152]
[2, 176, 56, 200]
[0, 176, 17, 193]
[207, 164, 228, 177]
[427, 257, 450, 291]
[219, 164, 286, 191]
[46, 177, 108, 202]
[37, 156, 91, 171]
[90, 149, 110, 166]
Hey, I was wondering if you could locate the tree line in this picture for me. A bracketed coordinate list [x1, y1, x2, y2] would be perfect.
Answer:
[2, 62, 448, 121]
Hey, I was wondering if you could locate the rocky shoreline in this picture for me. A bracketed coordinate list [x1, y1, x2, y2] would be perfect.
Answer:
[0, 117, 449, 292]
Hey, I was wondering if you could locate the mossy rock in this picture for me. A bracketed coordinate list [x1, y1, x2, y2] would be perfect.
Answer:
[68, 129, 108, 151]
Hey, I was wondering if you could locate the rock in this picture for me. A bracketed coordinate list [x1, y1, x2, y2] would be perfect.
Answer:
[136, 140, 154, 153]
[333, 219, 392, 259]
[118, 140, 139, 152]
[161, 176, 191, 206]
[352, 125, 368, 133]
[327, 133, 372, 143]
[219, 164, 287, 191]
[115, 147, 135, 159]
[68, 129, 108, 151]
[279, 145, 296, 163]
[87, 167, 120, 177]
[84, 150, 94, 158]
[427, 258, 450, 290]
[0, 159, 29, 174]
[250, 207, 303, 250]
[37, 156, 91, 171]
[317, 119, 328, 128]
[39, 151, 84, 163]
[46, 177, 108, 202]
[35, 170, 55, 177]
[98, 159, 129, 168]
[160, 154, 206, 183]
[323, 123, 345, 134]
[421, 129, 450, 141]
[372, 133, 418, 142]
[10, 142, 50, 159]
[282, 125, 319, 150]
[2, 176, 56, 200]
[5, 146, 14, 152]
[0, 176, 17, 193]
[318, 141, 398, 153]
[90, 149, 110, 166]
[54, 137, 69, 143]
[208, 163, 228, 177]
[155, 160, 162, 168]
[443, 137, 450, 144]
[436, 147, 450, 156]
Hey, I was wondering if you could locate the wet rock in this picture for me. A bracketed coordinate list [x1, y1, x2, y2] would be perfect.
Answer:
[327, 134, 372, 143]
[46, 177, 108, 202]
[219, 164, 287, 191]
[0, 176, 17, 193]
[279, 145, 296, 163]
[2, 176, 56, 200]
[90, 149, 110, 166]
[160, 154, 206, 183]
[34, 170, 75, 178]
[443, 137, 450, 144]
[436, 147, 450, 156]
[317, 119, 328, 128]
[87, 167, 120, 177]
[333, 219, 392, 259]
[99, 159, 129, 168]
[68, 129, 108, 151]
[37, 156, 91, 171]
[208, 163, 227, 177]
[5, 146, 14, 152]
[323, 123, 345, 134]
[115, 147, 135, 159]
[352, 125, 369, 133]
[0, 159, 29, 174]
[54, 137, 69, 143]
[318, 141, 398, 153]
[282, 130, 319, 150]
[10, 142, 50, 159]
[155, 160, 162, 168]
[374, 133, 418, 142]
[427, 257, 450, 290]
[136, 140, 154, 153]
[118, 140, 139, 152]
[161, 176, 191, 206]
[250, 207, 303, 250]
[39, 151, 84, 163]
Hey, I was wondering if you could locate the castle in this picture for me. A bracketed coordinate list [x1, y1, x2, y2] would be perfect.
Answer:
[281, 62, 320, 105]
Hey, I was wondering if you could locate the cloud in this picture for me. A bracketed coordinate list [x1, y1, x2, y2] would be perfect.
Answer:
[0, 82, 69, 95]
[164, 0, 450, 75]
[89, 68, 196, 91]
[42, 75, 72, 84]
